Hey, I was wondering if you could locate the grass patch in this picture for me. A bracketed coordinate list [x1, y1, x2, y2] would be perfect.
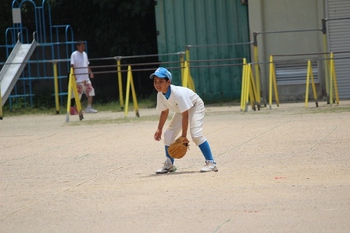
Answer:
[1, 99, 156, 117]
[306, 105, 350, 114]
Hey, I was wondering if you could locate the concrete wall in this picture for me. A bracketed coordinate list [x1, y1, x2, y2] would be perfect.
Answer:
[248, 0, 326, 102]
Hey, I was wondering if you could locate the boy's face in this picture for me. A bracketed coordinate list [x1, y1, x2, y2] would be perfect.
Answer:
[77, 43, 85, 52]
[153, 76, 170, 93]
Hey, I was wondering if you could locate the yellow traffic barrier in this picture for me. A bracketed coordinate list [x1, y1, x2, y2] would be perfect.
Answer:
[244, 63, 251, 112]
[304, 60, 318, 108]
[53, 62, 60, 114]
[248, 63, 259, 111]
[268, 56, 273, 109]
[240, 61, 260, 112]
[184, 48, 196, 92]
[66, 68, 83, 122]
[182, 61, 189, 88]
[188, 75, 196, 91]
[253, 45, 261, 104]
[124, 65, 140, 117]
[66, 72, 73, 120]
[182, 60, 196, 91]
[323, 34, 330, 101]
[329, 53, 339, 105]
[240, 58, 247, 111]
[268, 55, 280, 109]
[180, 52, 185, 80]
[116, 58, 125, 110]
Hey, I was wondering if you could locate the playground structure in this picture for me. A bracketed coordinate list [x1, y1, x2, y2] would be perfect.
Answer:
[0, 35, 37, 106]
[0, 0, 75, 110]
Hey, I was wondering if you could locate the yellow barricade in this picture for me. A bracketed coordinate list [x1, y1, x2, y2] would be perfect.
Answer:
[66, 67, 84, 122]
[240, 59, 247, 111]
[268, 55, 280, 109]
[181, 61, 196, 91]
[240, 60, 259, 112]
[329, 52, 339, 105]
[253, 45, 261, 104]
[304, 60, 319, 108]
[116, 58, 125, 110]
[183, 49, 196, 92]
[124, 65, 140, 117]
[53, 62, 60, 114]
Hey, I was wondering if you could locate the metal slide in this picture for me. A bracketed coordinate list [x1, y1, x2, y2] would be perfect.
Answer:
[0, 39, 37, 106]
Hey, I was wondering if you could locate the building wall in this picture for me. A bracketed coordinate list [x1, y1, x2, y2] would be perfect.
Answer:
[154, 0, 250, 101]
[248, 0, 326, 102]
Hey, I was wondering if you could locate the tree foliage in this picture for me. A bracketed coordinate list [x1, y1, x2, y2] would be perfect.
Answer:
[51, 0, 158, 58]
[1, 0, 158, 58]
[0, 1, 13, 45]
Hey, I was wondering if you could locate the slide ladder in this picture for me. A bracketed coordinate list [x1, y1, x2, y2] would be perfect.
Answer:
[0, 39, 37, 106]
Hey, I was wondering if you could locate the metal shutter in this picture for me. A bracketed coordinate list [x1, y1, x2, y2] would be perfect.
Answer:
[275, 60, 319, 85]
[326, 0, 350, 99]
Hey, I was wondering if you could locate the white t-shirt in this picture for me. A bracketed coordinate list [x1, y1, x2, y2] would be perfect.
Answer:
[70, 51, 90, 82]
[156, 85, 201, 113]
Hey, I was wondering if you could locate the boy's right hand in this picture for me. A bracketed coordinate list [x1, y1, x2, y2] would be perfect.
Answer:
[154, 129, 162, 141]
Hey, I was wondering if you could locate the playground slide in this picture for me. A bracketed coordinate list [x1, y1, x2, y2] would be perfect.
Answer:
[0, 40, 37, 106]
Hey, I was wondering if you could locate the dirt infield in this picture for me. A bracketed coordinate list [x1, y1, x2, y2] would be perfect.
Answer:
[1, 101, 350, 233]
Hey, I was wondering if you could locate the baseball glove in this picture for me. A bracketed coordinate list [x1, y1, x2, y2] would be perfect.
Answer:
[168, 137, 190, 159]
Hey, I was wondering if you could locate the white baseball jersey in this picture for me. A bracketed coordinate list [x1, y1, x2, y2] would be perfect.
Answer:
[157, 85, 206, 146]
[70, 51, 90, 82]
[156, 85, 201, 113]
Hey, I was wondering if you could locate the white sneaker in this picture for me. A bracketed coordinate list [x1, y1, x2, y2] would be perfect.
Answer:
[200, 161, 218, 172]
[85, 107, 98, 113]
[156, 158, 177, 174]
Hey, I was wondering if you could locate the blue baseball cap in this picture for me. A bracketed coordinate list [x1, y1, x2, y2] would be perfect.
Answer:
[149, 67, 172, 81]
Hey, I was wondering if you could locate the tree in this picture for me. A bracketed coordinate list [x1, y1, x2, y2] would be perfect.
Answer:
[51, 0, 158, 58]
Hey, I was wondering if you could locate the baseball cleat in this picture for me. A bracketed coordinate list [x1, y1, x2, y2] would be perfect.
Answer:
[156, 158, 177, 174]
[200, 161, 218, 172]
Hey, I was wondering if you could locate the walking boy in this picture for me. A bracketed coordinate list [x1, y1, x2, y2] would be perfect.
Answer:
[70, 41, 97, 113]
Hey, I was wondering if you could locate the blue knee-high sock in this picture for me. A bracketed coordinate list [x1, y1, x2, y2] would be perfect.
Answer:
[199, 141, 214, 162]
[165, 146, 174, 164]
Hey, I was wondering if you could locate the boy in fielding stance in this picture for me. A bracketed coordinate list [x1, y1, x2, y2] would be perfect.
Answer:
[150, 67, 218, 174]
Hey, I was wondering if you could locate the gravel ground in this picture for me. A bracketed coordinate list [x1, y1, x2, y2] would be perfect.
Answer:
[1, 101, 349, 233]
